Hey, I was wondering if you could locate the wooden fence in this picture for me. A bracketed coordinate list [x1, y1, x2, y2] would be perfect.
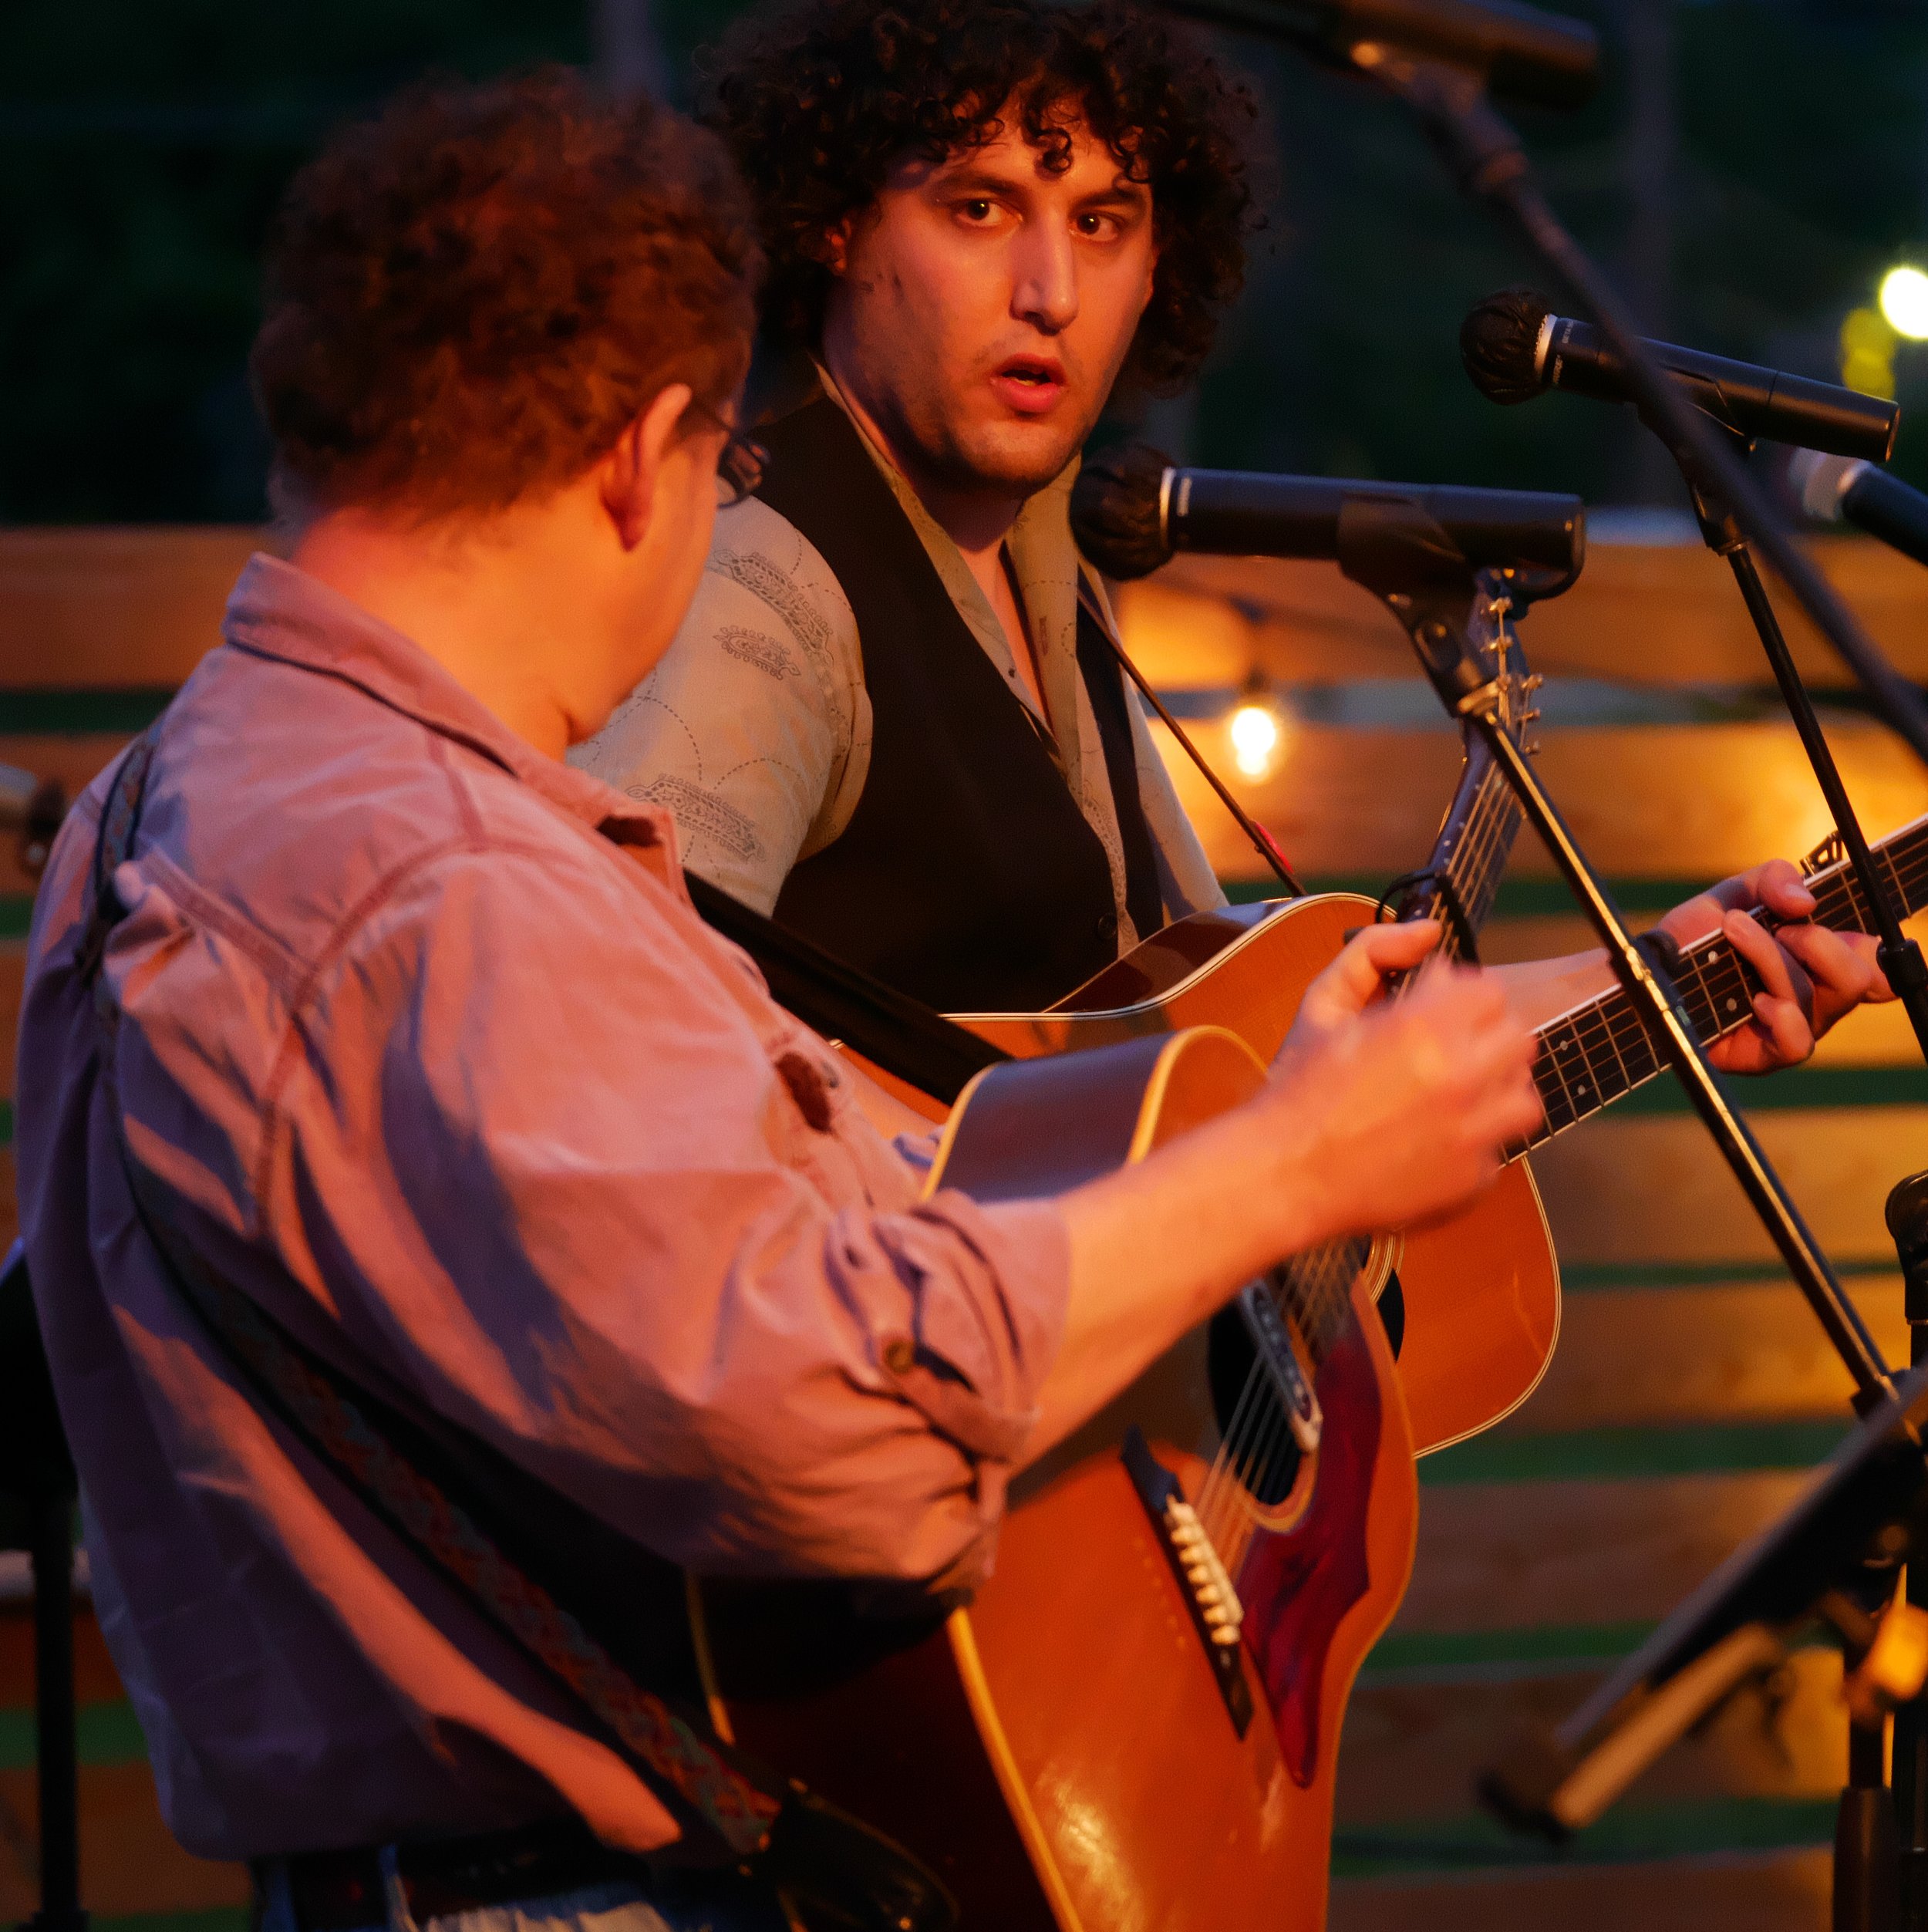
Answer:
[4, 526, 1928, 1931]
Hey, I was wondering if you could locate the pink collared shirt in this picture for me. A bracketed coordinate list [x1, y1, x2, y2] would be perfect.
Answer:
[15, 555, 1069, 1860]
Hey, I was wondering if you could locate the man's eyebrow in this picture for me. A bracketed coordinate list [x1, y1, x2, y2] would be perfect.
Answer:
[929, 161, 1151, 209]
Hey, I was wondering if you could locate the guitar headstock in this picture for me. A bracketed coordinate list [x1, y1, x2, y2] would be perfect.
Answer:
[1466, 568, 1544, 758]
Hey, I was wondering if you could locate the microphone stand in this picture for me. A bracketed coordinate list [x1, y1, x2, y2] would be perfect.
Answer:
[1333, 502, 1893, 1409]
[1338, 510, 1905, 1919]
[1356, 52, 1928, 1077]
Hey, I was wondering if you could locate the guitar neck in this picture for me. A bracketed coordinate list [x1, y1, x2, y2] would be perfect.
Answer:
[1400, 735, 1527, 961]
[1518, 811, 1928, 1151]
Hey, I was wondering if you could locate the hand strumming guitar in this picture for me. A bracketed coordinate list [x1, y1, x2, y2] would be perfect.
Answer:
[1032, 918, 1539, 1453]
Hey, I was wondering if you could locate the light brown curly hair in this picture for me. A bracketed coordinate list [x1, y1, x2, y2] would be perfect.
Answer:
[251, 69, 762, 520]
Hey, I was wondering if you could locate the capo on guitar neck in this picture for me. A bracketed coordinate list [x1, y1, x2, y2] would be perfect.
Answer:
[1377, 865, 1482, 965]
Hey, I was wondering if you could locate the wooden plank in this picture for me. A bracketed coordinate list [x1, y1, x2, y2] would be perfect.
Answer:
[0, 525, 1916, 696]
[1328, 1849, 1831, 1932]
[0, 735, 136, 899]
[0, 1607, 121, 1709]
[1396, 1472, 1811, 1633]
[1498, 1281, 1905, 1435]
[0, 530, 259, 691]
[1158, 716, 1928, 885]
[1123, 533, 1928, 688]
[0, 1763, 248, 1920]
[1531, 1107, 1928, 1266]
[1337, 1647, 1845, 1826]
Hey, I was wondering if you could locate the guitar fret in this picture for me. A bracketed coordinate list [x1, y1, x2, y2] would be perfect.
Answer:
[1510, 811, 1928, 1160]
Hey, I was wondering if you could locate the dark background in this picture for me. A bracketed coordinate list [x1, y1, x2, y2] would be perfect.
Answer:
[6, 0, 1928, 525]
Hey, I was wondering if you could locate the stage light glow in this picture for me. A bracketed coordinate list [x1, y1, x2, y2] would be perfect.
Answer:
[1880, 267, 1928, 342]
[1229, 701, 1283, 781]
[1842, 306, 1898, 401]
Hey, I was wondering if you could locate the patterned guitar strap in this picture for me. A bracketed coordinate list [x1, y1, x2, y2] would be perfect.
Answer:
[76, 727, 956, 1932]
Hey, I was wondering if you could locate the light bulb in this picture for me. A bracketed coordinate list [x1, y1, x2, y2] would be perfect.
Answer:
[1879, 267, 1928, 343]
[1229, 702, 1283, 781]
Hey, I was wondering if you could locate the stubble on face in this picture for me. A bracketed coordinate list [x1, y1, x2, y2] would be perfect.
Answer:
[822, 106, 1157, 521]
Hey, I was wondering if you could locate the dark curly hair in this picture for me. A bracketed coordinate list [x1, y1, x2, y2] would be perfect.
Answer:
[251, 70, 761, 520]
[705, 0, 1257, 395]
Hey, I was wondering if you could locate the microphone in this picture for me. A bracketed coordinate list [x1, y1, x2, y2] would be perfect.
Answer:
[1462, 287, 1899, 464]
[1795, 450, 1928, 576]
[1071, 441, 1585, 582]
[1163, 0, 1599, 112]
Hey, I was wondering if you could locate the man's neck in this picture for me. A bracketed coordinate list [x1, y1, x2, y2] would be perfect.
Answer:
[820, 356, 1022, 577]
[819, 356, 1047, 713]
[289, 510, 579, 760]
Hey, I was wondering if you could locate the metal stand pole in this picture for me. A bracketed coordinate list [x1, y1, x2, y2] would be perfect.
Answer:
[1887, 1175, 1928, 1930]
[25, 1487, 84, 1932]
[1838, 1708, 1901, 1932]
[1664, 475, 1928, 1071]
[1336, 509, 1895, 1405]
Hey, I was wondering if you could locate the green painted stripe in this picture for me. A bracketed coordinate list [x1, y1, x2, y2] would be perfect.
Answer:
[0, 690, 174, 736]
[1228, 875, 1714, 915]
[1330, 1795, 1833, 1878]
[1561, 1258, 1897, 1290]
[0, 1097, 15, 1149]
[1367, 1620, 1657, 1677]
[1613, 1064, 1928, 1114]
[0, 1699, 150, 1769]
[0, 895, 34, 939]
[1420, 1418, 1848, 1485]
[92, 1913, 247, 1932]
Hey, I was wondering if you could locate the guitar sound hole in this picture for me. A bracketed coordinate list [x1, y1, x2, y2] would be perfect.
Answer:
[1206, 1308, 1302, 1507]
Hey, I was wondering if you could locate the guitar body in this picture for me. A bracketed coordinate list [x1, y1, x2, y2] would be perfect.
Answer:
[849, 891, 1560, 1452]
[696, 1030, 1417, 1930]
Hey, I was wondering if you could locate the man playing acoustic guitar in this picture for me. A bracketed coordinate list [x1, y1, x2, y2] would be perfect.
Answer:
[22, 69, 1544, 1932]
[576, 0, 1886, 1067]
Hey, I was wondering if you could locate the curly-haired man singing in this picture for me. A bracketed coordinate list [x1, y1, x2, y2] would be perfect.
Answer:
[575, 0, 1879, 1086]
[575, 0, 1254, 1012]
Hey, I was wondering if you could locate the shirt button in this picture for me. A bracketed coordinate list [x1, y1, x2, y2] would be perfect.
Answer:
[1095, 909, 1118, 941]
[881, 1337, 917, 1376]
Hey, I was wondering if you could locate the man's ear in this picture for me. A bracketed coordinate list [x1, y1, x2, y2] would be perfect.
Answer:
[817, 217, 853, 278]
[602, 382, 694, 551]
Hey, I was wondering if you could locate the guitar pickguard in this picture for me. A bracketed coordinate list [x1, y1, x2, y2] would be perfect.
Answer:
[1232, 1307, 1383, 1786]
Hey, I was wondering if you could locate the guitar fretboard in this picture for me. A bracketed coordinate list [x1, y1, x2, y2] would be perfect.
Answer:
[1518, 814, 1928, 1151]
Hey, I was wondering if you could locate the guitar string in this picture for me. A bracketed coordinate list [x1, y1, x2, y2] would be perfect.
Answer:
[1198, 669, 1547, 1556]
[1202, 723, 1532, 1555]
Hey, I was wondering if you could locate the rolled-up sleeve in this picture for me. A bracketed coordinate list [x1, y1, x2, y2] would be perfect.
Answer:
[272, 838, 1067, 1593]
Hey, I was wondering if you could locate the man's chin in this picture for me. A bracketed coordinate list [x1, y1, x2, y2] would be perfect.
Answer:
[942, 422, 1090, 496]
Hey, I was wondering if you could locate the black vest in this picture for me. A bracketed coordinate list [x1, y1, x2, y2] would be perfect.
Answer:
[757, 396, 1163, 1013]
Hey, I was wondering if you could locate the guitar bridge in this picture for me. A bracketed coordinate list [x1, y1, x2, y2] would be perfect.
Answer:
[1122, 1426, 1253, 1736]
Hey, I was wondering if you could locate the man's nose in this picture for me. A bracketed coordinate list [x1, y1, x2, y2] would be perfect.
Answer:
[1012, 223, 1079, 334]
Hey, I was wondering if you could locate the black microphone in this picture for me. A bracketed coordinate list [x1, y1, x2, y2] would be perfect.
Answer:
[1795, 450, 1928, 576]
[1163, 0, 1598, 112]
[1463, 287, 1899, 464]
[1071, 441, 1585, 582]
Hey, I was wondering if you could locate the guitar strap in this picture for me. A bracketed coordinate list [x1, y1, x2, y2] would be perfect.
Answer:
[684, 873, 1005, 1106]
[76, 727, 956, 1932]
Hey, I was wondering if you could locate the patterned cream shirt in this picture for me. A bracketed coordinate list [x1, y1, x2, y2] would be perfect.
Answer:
[572, 373, 1225, 945]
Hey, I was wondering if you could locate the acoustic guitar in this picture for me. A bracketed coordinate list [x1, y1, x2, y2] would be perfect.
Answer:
[696, 1023, 1414, 1932]
[858, 767, 1928, 1455]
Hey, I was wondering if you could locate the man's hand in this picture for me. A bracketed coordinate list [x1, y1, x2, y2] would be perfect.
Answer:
[1659, 858, 1891, 1075]
[1262, 919, 1543, 1246]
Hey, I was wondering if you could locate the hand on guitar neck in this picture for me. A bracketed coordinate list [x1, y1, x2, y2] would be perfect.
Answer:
[1030, 917, 1541, 1457]
[1495, 856, 1893, 1070]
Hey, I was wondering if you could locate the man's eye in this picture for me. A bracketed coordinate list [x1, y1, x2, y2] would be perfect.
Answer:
[960, 200, 996, 222]
[1077, 213, 1120, 239]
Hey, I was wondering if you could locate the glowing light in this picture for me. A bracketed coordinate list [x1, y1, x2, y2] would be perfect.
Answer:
[1842, 306, 1897, 402]
[1881, 266, 1928, 342]
[1229, 701, 1283, 781]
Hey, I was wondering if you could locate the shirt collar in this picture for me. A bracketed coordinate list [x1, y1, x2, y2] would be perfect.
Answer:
[221, 553, 669, 848]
